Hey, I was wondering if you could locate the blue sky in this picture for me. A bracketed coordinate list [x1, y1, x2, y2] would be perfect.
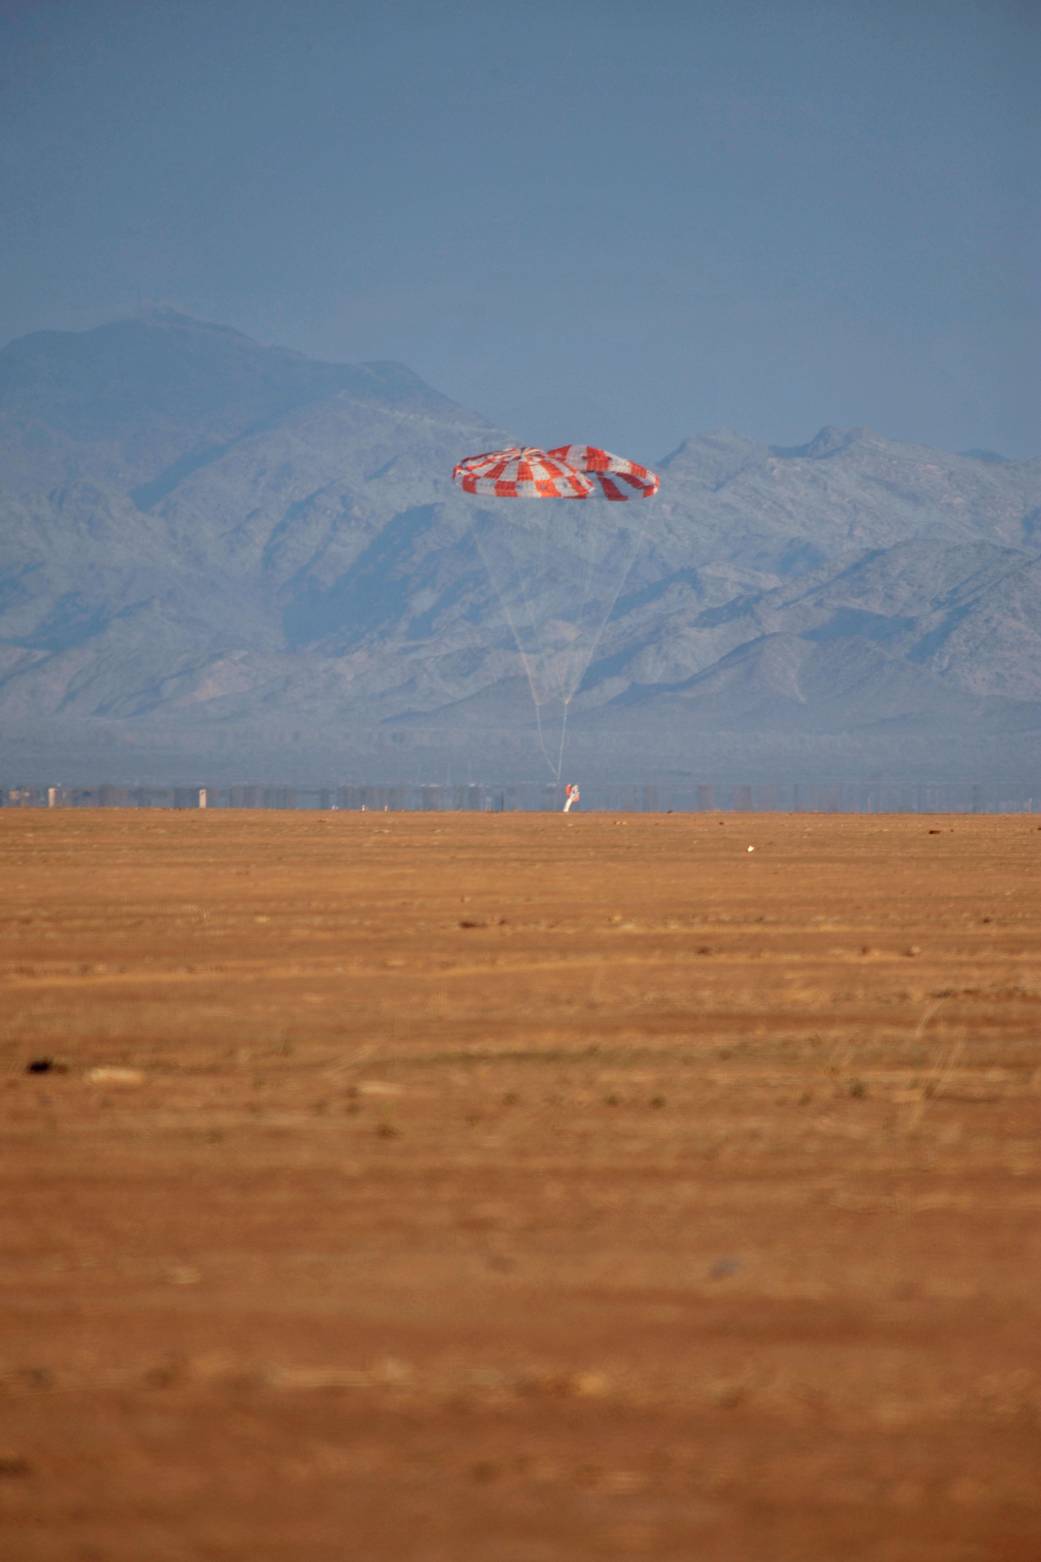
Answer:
[2, 0, 1038, 458]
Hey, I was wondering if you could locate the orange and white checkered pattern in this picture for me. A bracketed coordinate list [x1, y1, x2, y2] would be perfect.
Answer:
[453, 445, 660, 501]
[452, 447, 593, 499]
[546, 445, 660, 500]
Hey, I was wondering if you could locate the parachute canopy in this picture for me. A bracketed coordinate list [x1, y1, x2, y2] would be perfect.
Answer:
[453, 447, 592, 499]
[546, 445, 660, 500]
[450, 441, 660, 780]
[453, 444, 660, 501]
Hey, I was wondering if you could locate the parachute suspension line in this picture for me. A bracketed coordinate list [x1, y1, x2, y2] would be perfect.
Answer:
[555, 699, 570, 784]
[563, 512, 609, 700]
[533, 700, 562, 783]
[565, 505, 653, 713]
[539, 509, 571, 707]
[527, 508, 575, 773]
[519, 508, 569, 709]
[514, 513, 561, 702]
[453, 445, 661, 791]
[473, 522, 561, 780]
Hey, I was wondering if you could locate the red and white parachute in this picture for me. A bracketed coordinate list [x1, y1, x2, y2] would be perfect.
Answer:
[452, 446, 592, 499]
[450, 441, 660, 782]
[546, 445, 660, 500]
[453, 444, 659, 501]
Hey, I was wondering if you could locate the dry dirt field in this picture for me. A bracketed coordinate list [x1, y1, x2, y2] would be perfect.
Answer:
[1, 809, 1040, 1562]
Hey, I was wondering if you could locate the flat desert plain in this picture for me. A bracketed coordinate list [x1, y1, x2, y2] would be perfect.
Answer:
[1, 809, 1040, 1562]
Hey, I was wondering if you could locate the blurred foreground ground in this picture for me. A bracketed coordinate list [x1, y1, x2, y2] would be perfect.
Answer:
[1, 810, 1040, 1562]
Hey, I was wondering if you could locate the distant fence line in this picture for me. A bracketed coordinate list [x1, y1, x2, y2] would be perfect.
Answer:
[2, 781, 1038, 813]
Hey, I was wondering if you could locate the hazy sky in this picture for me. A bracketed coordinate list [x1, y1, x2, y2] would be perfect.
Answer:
[2, 0, 1038, 458]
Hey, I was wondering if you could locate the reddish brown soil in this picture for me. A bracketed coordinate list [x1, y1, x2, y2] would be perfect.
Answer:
[1, 810, 1039, 1561]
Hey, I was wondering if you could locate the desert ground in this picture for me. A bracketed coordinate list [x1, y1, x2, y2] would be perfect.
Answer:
[1, 808, 1039, 1562]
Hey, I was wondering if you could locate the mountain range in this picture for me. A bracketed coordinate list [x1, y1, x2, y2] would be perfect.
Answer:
[1, 309, 1038, 787]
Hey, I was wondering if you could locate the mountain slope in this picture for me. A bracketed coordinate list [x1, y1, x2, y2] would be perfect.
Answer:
[0, 312, 1038, 784]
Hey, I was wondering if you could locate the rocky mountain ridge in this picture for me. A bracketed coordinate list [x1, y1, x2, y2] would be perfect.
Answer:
[1, 311, 1038, 786]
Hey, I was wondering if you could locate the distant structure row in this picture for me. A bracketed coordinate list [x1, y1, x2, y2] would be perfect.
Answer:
[2, 781, 1037, 813]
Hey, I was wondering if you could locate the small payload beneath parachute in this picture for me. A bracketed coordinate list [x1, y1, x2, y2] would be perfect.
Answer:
[453, 444, 660, 501]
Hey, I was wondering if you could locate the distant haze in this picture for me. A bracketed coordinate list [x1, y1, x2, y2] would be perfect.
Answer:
[1, 311, 1038, 790]
[2, 0, 1038, 460]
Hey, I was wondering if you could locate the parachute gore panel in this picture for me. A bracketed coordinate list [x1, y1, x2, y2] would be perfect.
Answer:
[453, 445, 660, 500]
[547, 445, 660, 499]
[452, 447, 593, 499]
